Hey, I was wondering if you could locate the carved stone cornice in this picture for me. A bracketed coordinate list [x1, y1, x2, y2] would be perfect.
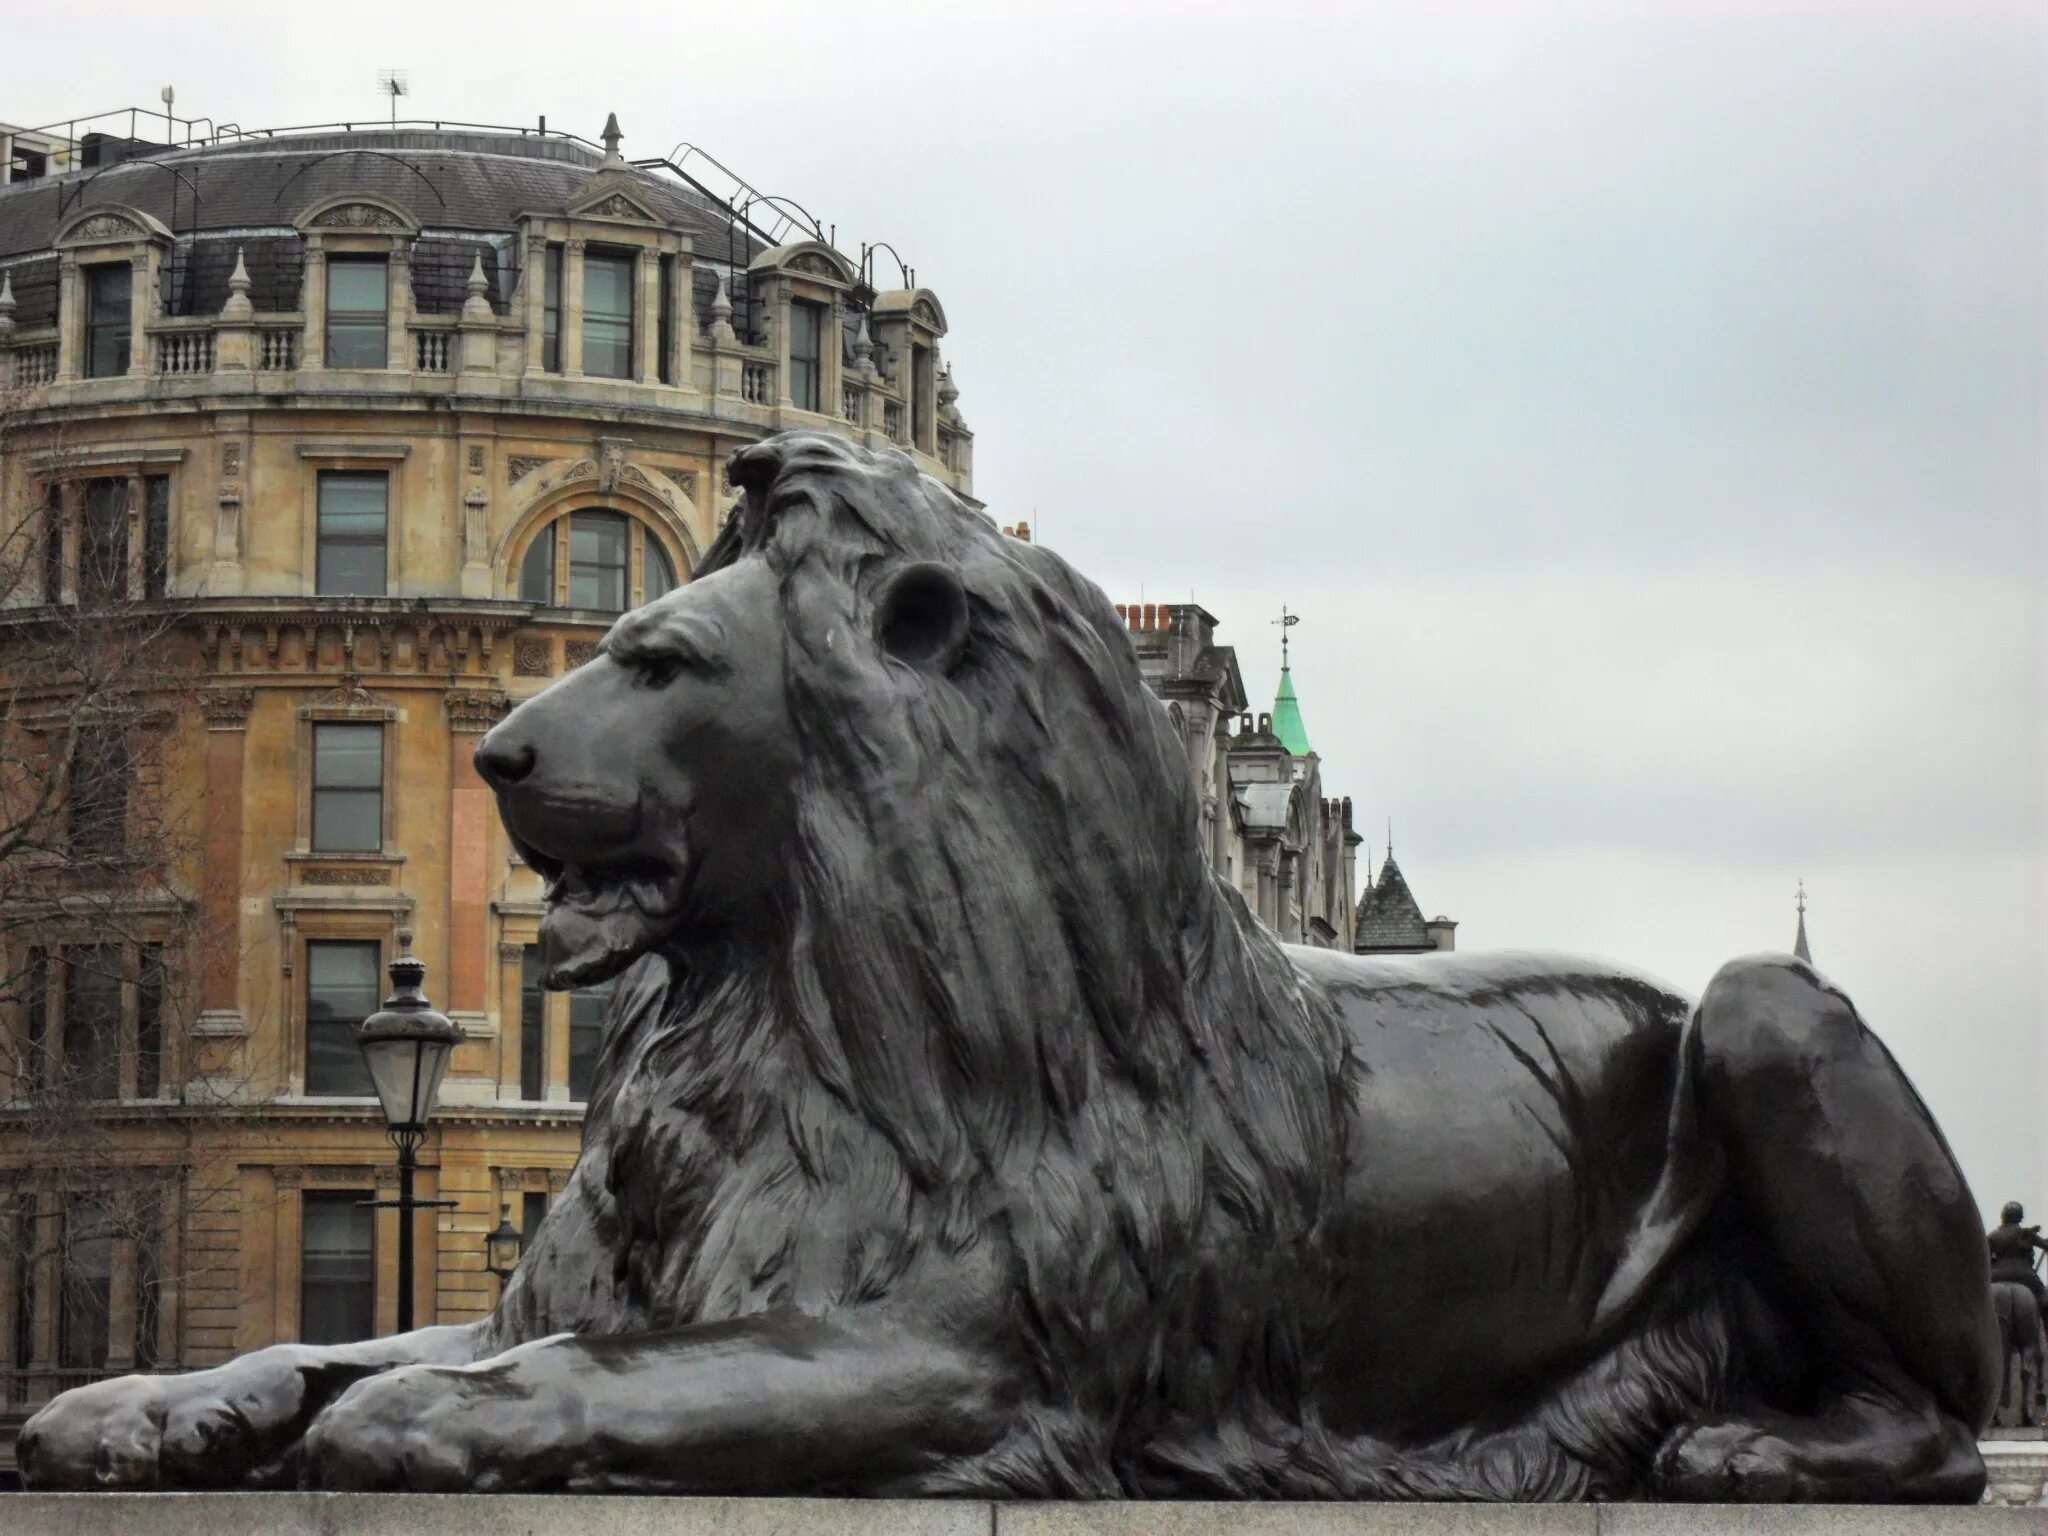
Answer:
[199, 687, 256, 731]
[445, 689, 509, 734]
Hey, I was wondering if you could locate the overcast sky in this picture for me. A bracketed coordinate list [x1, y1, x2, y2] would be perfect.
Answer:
[9, 0, 2042, 1218]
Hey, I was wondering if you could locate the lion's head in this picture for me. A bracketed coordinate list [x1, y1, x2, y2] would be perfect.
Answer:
[478, 429, 1200, 992]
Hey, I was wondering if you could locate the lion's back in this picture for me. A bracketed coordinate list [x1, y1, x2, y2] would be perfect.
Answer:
[1290, 946, 1717, 1438]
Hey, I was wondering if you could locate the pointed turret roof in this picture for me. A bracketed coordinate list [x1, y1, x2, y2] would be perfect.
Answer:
[1271, 665, 1312, 757]
[1355, 851, 1429, 950]
[1793, 881, 1812, 964]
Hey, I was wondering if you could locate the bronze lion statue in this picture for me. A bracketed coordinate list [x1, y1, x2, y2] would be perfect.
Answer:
[22, 431, 1997, 1502]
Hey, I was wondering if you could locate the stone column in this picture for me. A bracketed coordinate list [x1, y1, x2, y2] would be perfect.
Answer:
[385, 241, 412, 372]
[127, 250, 151, 377]
[302, 244, 326, 369]
[635, 247, 661, 385]
[125, 472, 145, 600]
[496, 943, 526, 1101]
[561, 240, 586, 378]
[197, 690, 254, 1033]
[521, 233, 548, 377]
[53, 257, 78, 382]
[443, 692, 504, 1018]
[56, 480, 80, 603]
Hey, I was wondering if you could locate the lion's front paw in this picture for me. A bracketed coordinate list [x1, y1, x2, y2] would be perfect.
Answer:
[301, 1365, 494, 1492]
[18, 1375, 170, 1490]
[1652, 1421, 1800, 1502]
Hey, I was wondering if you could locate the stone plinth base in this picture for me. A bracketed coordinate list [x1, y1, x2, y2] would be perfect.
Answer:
[3, 1498, 2046, 1535]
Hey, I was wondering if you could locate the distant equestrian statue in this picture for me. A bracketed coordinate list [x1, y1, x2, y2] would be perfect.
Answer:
[1988, 1202, 2046, 1428]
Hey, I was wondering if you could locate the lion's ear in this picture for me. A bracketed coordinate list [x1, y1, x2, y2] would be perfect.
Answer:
[875, 561, 969, 674]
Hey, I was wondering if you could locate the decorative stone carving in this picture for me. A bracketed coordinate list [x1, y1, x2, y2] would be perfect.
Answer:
[580, 194, 646, 221]
[271, 1166, 305, 1190]
[598, 442, 628, 494]
[310, 203, 409, 231]
[790, 252, 838, 278]
[563, 640, 598, 669]
[68, 213, 143, 244]
[306, 675, 386, 712]
[445, 690, 509, 734]
[507, 456, 551, 485]
[498, 942, 527, 964]
[468, 445, 486, 475]
[656, 467, 696, 498]
[221, 442, 242, 477]
[514, 638, 553, 676]
[913, 297, 941, 328]
[546, 1168, 570, 1194]
[374, 1165, 401, 1191]
[302, 866, 387, 887]
[199, 688, 255, 730]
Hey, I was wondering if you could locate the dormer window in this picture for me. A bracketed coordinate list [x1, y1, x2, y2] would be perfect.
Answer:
[83, 265, 132, 378]
[325, 257, 388, 368]
[788, 300, 825, 413]
[583, 251, 635, 379]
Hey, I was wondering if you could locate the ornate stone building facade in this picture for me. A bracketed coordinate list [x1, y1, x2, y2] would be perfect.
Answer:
[0, 115, 972, 1468]
[1113, 601, 1362, 949]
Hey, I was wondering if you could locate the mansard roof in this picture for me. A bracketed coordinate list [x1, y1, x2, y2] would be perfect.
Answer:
[0, 129, 763, 262]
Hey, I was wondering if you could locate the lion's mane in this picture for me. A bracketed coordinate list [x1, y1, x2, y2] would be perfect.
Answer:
[498, 433, 1357, 1495]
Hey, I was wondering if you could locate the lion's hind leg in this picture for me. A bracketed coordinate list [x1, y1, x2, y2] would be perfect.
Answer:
[1652, 955, 1998, 1504]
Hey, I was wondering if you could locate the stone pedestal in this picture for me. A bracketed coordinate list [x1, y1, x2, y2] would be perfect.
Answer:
[4, 1499, 2046, 1535]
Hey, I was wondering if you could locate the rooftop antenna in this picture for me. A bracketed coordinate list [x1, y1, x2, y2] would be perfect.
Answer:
[1273, 604, 1300, 669]
[159, 86, 175, 146]
[377, 70, 409, 128]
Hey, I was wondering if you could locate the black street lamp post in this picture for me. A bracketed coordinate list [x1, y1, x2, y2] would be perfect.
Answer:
[355, 955, 464, 1334]
[484, 1204, 525, 1289]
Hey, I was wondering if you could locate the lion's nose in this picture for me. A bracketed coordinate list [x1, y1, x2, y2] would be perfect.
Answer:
[474, 732, 537, 788]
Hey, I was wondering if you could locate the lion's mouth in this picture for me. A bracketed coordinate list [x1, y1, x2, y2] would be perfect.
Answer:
[512, 831, 692, 988]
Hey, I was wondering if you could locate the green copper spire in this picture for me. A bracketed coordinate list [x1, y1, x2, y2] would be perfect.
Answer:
[1269, 607, 1311, 757]
[1272, 665, 1312, 756]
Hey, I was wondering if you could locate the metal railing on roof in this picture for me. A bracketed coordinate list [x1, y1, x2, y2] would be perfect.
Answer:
[8, 109, 924, 311]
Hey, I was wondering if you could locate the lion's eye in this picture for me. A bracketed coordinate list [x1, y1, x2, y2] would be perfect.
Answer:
[630, 655, 684, 689]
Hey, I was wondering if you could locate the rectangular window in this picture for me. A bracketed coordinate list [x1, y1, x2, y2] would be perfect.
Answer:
[62, 947, 121, 1100]
[324, 257, 388, 369]
[315, 472, 388, 597]
[656, 254, 675, 386]
[542, 243, 563, 373]
[135, 944, 163, 1099]
[568, 977, 611, 1101]
[300, 1190, 374, 1344]
[788, 300, 824, 413]
[133, 1208, 161, 1368]
[57, 1201, 112, 1369]
[568, 513, 628, 612]
[22, 948, 47, 1094]
[311, 722, 383, 853]
[11, 1194, 35, 1369]
[143, 476, 169, 599]
[77, 478, 129, 605]
[84, 264, 132, 378]
[521, 1190, 548, 1240]
[912, 342, 933, 448]
[519, 945, 545, 1101]
[68, 727, 130, 864]
[583, 251, 634, 379]
[304, 939, 379, 1097]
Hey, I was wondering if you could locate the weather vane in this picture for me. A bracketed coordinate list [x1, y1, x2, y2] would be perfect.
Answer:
[1273, 605, 1300, 669]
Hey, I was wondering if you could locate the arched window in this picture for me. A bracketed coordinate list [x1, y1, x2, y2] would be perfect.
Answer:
[517, 509, 680, 612]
